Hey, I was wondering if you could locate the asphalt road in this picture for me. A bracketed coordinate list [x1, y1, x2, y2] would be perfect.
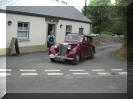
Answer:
[0, 43, 128, 98]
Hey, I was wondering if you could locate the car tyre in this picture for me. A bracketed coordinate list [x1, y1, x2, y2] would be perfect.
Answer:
[50, 58, 55, 62]
[90, 50, 94, 58]
[73, 52, 80, 65]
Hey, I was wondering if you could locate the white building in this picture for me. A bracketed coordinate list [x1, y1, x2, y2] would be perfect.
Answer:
[0, 6, 92, 55]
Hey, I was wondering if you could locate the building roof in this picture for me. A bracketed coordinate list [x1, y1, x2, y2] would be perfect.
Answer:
[6, 6, 92, 23]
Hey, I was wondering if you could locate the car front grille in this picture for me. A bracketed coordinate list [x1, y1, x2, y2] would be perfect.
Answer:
[59, 44, 68, 56]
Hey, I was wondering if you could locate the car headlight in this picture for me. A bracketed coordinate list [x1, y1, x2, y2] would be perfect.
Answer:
[54, 45, 58, 48]
[68, 45, 71, 50]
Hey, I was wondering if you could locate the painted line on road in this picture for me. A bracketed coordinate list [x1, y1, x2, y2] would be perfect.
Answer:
[129, 69, 133, 71]
[111, 69, 123, 71]
[47, 73, 64, 76]
[72, 73, 89, 75]
[69, 69, 85, 72]
[0, 73, 11, 77]
[0, 69, 12, 72]
[20, 69, 36, 72]
[21, 73, 38, 76]
[44, 69, 61, 72]
[92, 69, 104, 72]
[96, 72, 111, 76]
[118, 72, 127, 75]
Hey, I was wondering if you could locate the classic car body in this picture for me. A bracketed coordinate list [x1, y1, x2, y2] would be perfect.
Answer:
[49, 33, 95, 64]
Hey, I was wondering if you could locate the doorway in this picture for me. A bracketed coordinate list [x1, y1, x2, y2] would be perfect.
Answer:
[48, 24, 55, 36]
[47, 24, 56, 48]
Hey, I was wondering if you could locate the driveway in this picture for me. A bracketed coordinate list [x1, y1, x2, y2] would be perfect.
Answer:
[0, 43, 127, 97]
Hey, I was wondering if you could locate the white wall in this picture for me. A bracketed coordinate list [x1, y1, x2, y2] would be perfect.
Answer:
[0, 13, 6, 48]
[6, 13, 46, 48]
[56, 20, 91, 43]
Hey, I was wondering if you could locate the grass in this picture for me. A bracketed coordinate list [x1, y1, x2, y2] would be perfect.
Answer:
[117, 41, 127, 60]
[117, 40, 133, 61]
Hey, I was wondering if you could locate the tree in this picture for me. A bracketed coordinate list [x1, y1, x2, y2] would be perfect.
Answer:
[83, 0, 129, 35]
[83, 0, 112, 34]
[55, 0, 67, 4]
[115, 0, 132, 6]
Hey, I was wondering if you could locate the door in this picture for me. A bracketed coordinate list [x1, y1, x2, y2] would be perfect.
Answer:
[48, 24, 55, 36]
[87, 37, 93, 56]
[47, 24, 56, 48]
[80, 37, 89, 57]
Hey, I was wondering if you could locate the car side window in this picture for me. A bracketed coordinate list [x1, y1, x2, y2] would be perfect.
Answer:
[83, 37, 88, 42]
[87, 37, 92, 42]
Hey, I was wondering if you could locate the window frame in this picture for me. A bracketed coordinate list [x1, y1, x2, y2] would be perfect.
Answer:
[79, 28, 84, 35]
[66, 25, 72, 35]
[17, 21, 30, 40]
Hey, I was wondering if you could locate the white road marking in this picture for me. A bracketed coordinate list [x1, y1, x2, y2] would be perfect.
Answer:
[21, 73, 38, 76]
[97, 72, 111, 75]
[111, 69, 123, 71]
[44, 69, 61, 72]
[129, 69, 133, 71]
[92, 69, 104, 72]
[47, 73, 64, 75]
[72, 73, 89, 75]
[69, 69, 85, 72]
[118, 72, 127, 75]
[20, 69, 36, 72]
[0, 69, 12, 72]
[0, 73, 11, 77]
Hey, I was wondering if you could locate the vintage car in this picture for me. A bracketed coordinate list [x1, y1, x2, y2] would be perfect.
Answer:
[49, 33, 96, 64]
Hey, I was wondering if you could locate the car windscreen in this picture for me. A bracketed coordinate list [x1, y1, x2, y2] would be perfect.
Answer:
[65, 35, 83, 42]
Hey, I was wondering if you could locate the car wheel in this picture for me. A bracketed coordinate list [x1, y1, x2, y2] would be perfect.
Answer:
[73, 52, 80, 65]
[50, 58, 55, 62]
[90, 50, 94, 58]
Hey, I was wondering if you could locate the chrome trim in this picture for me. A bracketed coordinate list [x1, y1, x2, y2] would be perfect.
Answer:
[59, 44, 68, 56]
[54, 56, 74, 60]
[49, 54, 74, 61]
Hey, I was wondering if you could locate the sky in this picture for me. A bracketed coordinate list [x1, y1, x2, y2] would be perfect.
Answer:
[0, 0, 90, 12]
[0, 0, 115, 11]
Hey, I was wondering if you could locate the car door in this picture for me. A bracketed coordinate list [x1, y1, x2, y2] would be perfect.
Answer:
[80, 37, 89, 57]
[87, 37, 92, 56]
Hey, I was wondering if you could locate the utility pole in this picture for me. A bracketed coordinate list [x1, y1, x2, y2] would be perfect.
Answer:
[84, 0, 87, 16]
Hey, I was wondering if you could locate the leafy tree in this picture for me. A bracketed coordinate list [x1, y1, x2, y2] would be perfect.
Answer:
[83, 0, 129, 35]
[83, 0, 112, 34]
[115, 0, 132, 6]
[55, 0, 67, 4]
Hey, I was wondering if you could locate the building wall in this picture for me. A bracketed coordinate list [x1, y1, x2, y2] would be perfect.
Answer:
[56, 20, 91, 43]
[6, 13, 47, 47]
[4, 13, 91, 54]
[6, 13, 47, 53]
[0, 13, 6, 55]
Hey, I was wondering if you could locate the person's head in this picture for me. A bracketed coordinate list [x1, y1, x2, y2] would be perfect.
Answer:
[50, 32, 53, 36]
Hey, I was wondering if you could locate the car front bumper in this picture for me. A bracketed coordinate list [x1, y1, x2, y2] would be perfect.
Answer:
[49, 54, 74, 61]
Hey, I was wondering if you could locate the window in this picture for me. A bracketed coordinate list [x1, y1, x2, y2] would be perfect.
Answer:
[66, 25, 72, 35]
[79, 28, 84, 35]
[17, 22, 29, 40]
[83, 37, 88, 42]
[87, 37, 92, 42]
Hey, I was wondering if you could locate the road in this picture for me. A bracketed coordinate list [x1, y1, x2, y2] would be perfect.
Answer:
[0, 43, 127, 98]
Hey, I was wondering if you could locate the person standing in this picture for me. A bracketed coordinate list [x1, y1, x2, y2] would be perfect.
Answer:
[47, 32, 55, 48]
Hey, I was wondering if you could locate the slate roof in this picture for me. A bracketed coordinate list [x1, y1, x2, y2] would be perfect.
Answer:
[6, 6, 92, 23]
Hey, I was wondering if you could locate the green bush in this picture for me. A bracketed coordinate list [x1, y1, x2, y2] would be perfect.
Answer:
[100, 31, 113, 35]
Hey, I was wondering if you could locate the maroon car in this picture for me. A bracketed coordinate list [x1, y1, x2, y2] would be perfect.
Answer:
[49, 33, 95, 64]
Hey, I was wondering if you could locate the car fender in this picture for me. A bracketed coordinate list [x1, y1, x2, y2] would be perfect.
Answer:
[71, 46, 80, 57]
[49, 45, 56, 54]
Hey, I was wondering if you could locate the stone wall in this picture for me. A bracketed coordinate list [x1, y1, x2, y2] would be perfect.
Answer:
[92, 35, 124, 46]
